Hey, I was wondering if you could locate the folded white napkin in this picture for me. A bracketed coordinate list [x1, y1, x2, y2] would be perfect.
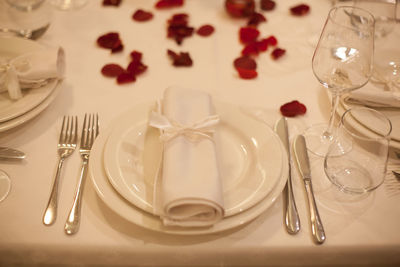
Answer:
[149, 87, 224, 227]
[345, 84, 400, 108]
[0, 47, 65, 100]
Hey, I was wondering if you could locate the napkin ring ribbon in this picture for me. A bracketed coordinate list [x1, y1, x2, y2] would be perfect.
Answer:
[0, 60, 31, 100]
[149, 111, 220, 143]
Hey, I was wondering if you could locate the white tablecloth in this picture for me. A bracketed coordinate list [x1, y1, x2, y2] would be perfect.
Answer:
[1, 0, 400, 266]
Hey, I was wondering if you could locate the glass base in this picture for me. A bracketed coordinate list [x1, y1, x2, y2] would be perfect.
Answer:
[0, 170, 11, 202]
[50, 0, 87, 10]
[303, 123, 336, 157]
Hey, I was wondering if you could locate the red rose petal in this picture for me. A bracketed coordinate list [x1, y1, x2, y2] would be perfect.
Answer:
[247, 12, 267, 27]
[130, 50, 142, 62]
[241, 42, 259, 56]
[132, 9, 154, 22]
[225, 0, 255, 18]
[101, 64, 125, 77]
[102, 0, 121, 6]
[236, 67, 258, 79]
[155, 0, 184, 9]
[256, 39, 268, 52]
[97, 32, 123, 52]
[196, 24, 215, 37]
[167, 13, 194, 45]
[271, 48, 286, 60]
[239, 27, 260, 44]
[280, 100, 307, 117]
[264, 35, 277, 46]
[167, 49, 193, 66]
[117, 72, 136, 84]
[260, 0, 276, 11]
[234, 56, 257, 70]
[290, 4, 310, 16]
[127, 61, 148, 75]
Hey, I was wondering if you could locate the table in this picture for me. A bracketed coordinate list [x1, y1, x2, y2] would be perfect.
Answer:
[1, 0, 400, 265]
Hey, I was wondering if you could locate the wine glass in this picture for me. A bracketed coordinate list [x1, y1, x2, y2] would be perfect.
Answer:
[324, 107, 392, 194]
[304, 6, 375, 156]
[49, 0, 87, 10]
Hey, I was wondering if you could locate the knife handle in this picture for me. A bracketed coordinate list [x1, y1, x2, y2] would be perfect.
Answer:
[284, 168, 300, 234]
[304, 179, 326, 244]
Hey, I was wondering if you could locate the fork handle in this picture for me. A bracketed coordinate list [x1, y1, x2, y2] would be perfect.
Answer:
[43, 157, 65, 226]
[64, 157, 89, 235]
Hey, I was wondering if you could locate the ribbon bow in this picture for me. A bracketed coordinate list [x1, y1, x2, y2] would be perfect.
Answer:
[0, 59, 30, 100]
[149, 110, 220, 143]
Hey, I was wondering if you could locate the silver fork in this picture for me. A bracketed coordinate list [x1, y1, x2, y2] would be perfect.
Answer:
[43, 116, 78, 226]
[64, 114, 99, 235]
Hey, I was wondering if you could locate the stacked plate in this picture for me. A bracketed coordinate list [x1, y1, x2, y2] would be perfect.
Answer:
[89, 101, 289, 235]
[338, 92, 400, 149]
[0, 37, 61, 132]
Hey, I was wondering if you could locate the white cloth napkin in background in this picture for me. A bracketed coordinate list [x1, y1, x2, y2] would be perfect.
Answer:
[0, 47, 65, 100]
[345, 84, 400, 108]
[149, 87, 225, 227]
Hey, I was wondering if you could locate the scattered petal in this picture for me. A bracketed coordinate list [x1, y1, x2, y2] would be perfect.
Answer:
[241, 42, 259, 56]
[97, 32, 124, 53]
[102, 0, 121, 6]
[247, 12, 267, 27]
[196, 24, 215, 37]
[290, 4, 310, 16]
[239, 27, 260, 44]
[225, 0, 255, 18]
[234, 56, 257, 70]
[271, 47, 286, 60]
[167, 49, 193, 66]
[280, 100, 307, 117]
[264, 35, 277, 46]
[117, 72, 136, 84]
[260, 0, 275, 11]
[130, 50, 142, 62]
[132, 9, 153, 22]
[127, 60, 148, 75]
[155, 0, 184, 9]
[167, 13, 194, 45]
[101, 64, 125, 77]
[236, 67, 258, 79]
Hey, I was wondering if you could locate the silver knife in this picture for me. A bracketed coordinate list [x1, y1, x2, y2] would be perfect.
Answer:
[0, 147, 26, 160]
[275, 117, 300, 234]
[293, 135, 326, 244]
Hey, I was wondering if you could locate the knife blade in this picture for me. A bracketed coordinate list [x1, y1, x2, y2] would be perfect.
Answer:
[293, 135, 326, 244]
[275, 117, 300, 234]
[0, 147, 26, 160]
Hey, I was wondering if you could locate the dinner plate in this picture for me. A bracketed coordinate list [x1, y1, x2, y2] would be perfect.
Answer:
[0, 80, 61, 132]
[337, 100, 400, 150]
[0, 37, 57, 122]
[103, 102, 285, 217]
[89, 104, 289, 235]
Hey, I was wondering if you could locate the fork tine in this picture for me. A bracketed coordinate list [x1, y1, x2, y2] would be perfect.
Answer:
[72, 116, 78, 145]
[89, 114, 95, 146]
[59, 116, 67, 144]
[95, 113, 99, 138]
[80, 114, 88, 148]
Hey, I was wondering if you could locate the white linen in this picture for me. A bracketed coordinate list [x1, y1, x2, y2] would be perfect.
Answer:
[149, 87, 224, 227]
[0, 47, 65, 100]
[345, 84, 400, 108]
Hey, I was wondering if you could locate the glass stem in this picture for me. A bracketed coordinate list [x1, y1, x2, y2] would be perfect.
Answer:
[323, 92, 340, 140]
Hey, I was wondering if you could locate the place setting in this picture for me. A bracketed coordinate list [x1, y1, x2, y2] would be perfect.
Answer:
[0, 36, 65, 132]
[89, 86, 290, 235]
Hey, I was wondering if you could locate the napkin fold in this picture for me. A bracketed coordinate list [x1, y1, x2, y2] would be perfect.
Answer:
[344, 84, 400, 108]
[149, 87, 224, 227]
[0, 47, 65, 100]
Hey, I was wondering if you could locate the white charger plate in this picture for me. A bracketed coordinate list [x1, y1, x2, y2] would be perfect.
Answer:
[0, 37, 58, 122]
[103, 102, 285, 217]
[89, 103, 289, 235]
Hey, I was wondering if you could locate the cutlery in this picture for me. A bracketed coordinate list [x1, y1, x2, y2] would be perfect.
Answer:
[65, 113, 99, 235]
[293, 135, 326, 244]
[0, 147, 26, 160]
[43, 116, 78, 226]
[275, 117, 300, 234]
[0, 24, 49, 40]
